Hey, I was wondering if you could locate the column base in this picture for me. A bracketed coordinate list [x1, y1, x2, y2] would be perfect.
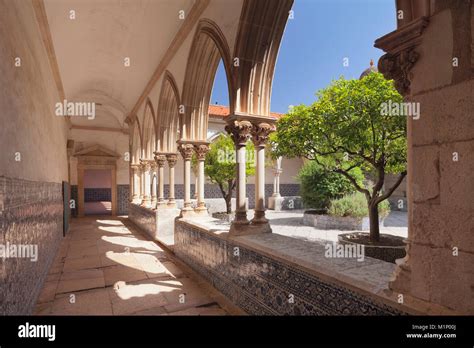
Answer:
[142, 197, 152, 207]
[229, 220, 272, 236]
[194, 203, 208, 216]
[179, 205, 196, 218]
[167, 200, 177, 208]
[251, 210, 269, 224]
[151, 198, 157, 207]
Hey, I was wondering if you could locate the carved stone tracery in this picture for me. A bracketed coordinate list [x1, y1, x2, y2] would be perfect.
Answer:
[154, 154, 166, 167]
[178, 143, 195, 161]
[194, 144, 210, 161]
[378, 48, 421, 95]
[251, 122, 276, 147]
[166, 154, 178, 167]
[225, 120, 253, 146]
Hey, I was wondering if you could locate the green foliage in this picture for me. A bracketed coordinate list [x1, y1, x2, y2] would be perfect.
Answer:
[297, 161, 364, 209]
[272, 72, 406, 241]
[197, 133, 255, 213]
[328, 192, 390, 219]
[203, 133, 255, 188]
[273, 72, 406, 176]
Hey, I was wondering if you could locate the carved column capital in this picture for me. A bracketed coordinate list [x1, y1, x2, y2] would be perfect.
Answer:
[178, 143, 194, 161]
[378, 48, 420, 95]
[374, 17, 429, 96]
[251, 122, 276, 147]
[166, 153, 178, 168]
[140, 159, 152, 171]
[225, 120, 253, 146]
[194, 144, 209, 161]
[154, 153, 167, 167]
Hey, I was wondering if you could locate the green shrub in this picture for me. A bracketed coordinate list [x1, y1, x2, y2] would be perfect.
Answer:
[297, 161, 364, 209]
[328, 192, 391, 218]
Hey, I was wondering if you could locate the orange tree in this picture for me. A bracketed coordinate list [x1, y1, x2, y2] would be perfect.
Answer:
[272, 73, 406, 242]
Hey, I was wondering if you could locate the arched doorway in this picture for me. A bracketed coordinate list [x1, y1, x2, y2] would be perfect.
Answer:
[74, 145, 121, 217]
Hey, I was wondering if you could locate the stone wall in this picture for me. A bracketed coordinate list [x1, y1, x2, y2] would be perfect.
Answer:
[128, 203, 156, 239]
[0, 0, 69, 315]
[174, 219, 406, 315]
[0, 177, 63, 315]
[384, 2, 474, 314]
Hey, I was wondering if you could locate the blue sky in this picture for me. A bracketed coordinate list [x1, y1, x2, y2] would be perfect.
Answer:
[210, 0, 397, 114]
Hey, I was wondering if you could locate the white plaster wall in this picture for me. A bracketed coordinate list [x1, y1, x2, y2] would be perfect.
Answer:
[278, 157, 304, 184]
[83, 169, 111, 188]
[0, 0, 69, 183]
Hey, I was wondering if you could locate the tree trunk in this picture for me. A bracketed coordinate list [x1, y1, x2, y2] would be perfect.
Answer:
[368, 200, 380, 243]
[224, 193, 232, 214]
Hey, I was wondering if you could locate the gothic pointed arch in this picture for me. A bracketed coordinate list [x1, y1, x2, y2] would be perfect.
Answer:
[157, 70, 181, 152]
[131, 116, 143, 164]
[141, 97, 157, 159]
[233, 0, 294, 116]
[181, 19, 234, 141]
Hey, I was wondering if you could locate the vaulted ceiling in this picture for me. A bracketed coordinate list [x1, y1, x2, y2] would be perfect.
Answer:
[44, 0, 194, 129]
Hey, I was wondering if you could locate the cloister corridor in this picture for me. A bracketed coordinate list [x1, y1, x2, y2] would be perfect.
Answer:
[34, 216, 237, 315]
[1, 0, 473, 319]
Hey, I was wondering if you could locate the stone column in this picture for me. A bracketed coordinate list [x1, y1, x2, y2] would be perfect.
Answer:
[273, 157, 282, 198]
[150, 162, 158, 208]
[139, 160, 146, 205]
[225, 120, 253, 234]
[194, 143, 209, 214]
[77, 164, 85, 217]
[178, 143, 195, 216]
[166, 153, 178, 208]
[130, 164, 140, 203]
[250, 122, 275, 232]
[141, 160, 152, 207]
[268, 157, 283, 210]
[129, 164, 134, 202]
[154, 153, 167, 207]
[374, 13, 474, 314]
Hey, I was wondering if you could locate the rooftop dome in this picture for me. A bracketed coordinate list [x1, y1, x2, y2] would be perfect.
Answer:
[359, 59, 378, 79]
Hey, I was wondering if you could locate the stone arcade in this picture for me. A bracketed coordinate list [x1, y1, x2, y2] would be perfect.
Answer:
[0, 0, 472, 316]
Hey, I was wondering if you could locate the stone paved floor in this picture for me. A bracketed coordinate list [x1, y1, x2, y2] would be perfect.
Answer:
[253, 210, 408, 244]
[34, 217, 230, 315]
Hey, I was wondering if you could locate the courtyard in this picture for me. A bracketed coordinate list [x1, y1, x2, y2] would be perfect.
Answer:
[0, 0, 472, 321]
[258, 210, 407, 244]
